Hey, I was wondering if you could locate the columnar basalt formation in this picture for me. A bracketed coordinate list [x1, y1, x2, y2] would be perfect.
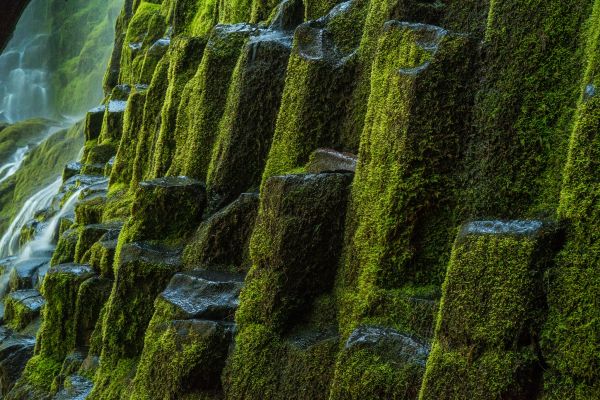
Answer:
[1, 0, 600, 399]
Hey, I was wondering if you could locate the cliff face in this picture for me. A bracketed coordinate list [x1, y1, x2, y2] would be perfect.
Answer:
[1, 0, 599, 399]
[0, 0, 30, 52]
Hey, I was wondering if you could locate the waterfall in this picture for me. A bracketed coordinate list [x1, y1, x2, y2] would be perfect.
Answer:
[0, 177, 61, 258]
[17, 187, 84, 261]
[0, 146, 29, 184]
[0, 0, 52, 123]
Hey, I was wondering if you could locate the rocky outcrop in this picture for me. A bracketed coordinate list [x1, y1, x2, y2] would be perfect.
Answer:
[0, 1, 30, 52]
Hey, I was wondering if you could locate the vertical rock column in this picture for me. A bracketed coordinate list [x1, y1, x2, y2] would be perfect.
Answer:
[205, 28, 294, 209]
[542, 1, 600, 397]
[224, 172, 353, 399]
[331, 21, 476, 400]
[420, 221, 561, 399]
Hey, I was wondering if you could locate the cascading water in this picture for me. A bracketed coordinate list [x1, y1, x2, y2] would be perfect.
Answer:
[0, 146, 29, 183]
[18, 186, 84, 261]
[0, 177, 61, 258]
[0, 0, 52, 123]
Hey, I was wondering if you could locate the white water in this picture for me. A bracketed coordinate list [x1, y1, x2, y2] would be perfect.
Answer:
[18, 187, 84, 261]
[0, 177, 61, 258]
[0, 0, 52, 123]
[0, 146, 29, 184]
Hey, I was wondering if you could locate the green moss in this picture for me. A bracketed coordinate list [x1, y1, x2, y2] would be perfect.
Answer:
[337, 22, 475, 340]
[119, 177, 206, 244]
[19, 355, 62, 392]
[339, 0, 444, 151]
[74, 197, 106, 226]
[151, 37, 207, 177]
[36, 264, 96, 361]
[206, 32, 292, 208]
[51, 228, 80, 266]
[3, 291, 43, 331]
[129, 317, 232, 399]
[540, 2, 600, 397]
[183, 192, 258, 273]
[168, 23, 256, 181]
[261, 3, 364, 182]
[330, 346, 424, 400]
[98, 242, 182, 362]
[117, 1, 168, 85]
[420, 222, 560, 399]
[129, 58, 170, 189]
[73, 277, 112, 348]
[110, 88, 148, 186]
[464, 0, 594, 218]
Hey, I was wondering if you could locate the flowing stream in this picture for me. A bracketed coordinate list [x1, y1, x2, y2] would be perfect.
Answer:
[0, 146, 29, 184]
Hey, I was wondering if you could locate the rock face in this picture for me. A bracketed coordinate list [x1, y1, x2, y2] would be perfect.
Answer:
[0, 0, 30, 52]
[0, 328, 35, 396]
[4, 0, 600, 398]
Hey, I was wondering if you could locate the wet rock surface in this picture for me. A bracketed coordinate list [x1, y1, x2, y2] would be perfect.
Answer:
[306, 148, 357, 173]
[345, 325, 430, 366]
[0, 327, 35, 396]
[184, 192, 259, 273]
[159, 270, 244, 321]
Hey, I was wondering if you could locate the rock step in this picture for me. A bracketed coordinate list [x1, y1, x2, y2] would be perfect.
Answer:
[158, 270, 245, 321]
[3, 289, 45, 330]
[53, 375, 93, 400]
[8, 258, 49, 292]
[0, 327, 35, 395]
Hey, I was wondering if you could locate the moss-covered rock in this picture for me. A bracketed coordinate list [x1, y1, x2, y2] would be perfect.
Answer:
[151, 37, 207, 177]
[85, 107, 106, 142]
[129, 58, 170, 188]
[183, 192, 259, 273]
[110, 86, 148, 186]
[168, 23, 257, 181]
[262, 0, 364, 181]
[90, 242, 182, 399]
[420, 220, 562, 399]
[3, 290, 45, 331]
[206, 29, 293, 209]
[338, 21, 476, 340]
[224, 172, 351, 399]
[50, 229, 79, 267]
[120, 177, 206, 243]
[73, 277, 112, 349]
[541, 2, 600, 397]
[73, 223, 122, 264]
[36, 264, 96, 361]
[330, 326, 429, 400]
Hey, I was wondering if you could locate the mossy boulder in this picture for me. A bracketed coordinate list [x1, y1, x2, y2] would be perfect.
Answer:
[262, 1, 363, 181]
[151, 36, 207, 177]
[121, 177, 206, 243]
[73, 222, 123, 263]
[50, 229, 79, 267]
[73, 276, 112, 348]
[183, 192, 259, 273]
[98, 242, 183, 361]
[98, 100, 128, 144]
[420, 220, 562, 399]
[225, 172, 351, 399]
